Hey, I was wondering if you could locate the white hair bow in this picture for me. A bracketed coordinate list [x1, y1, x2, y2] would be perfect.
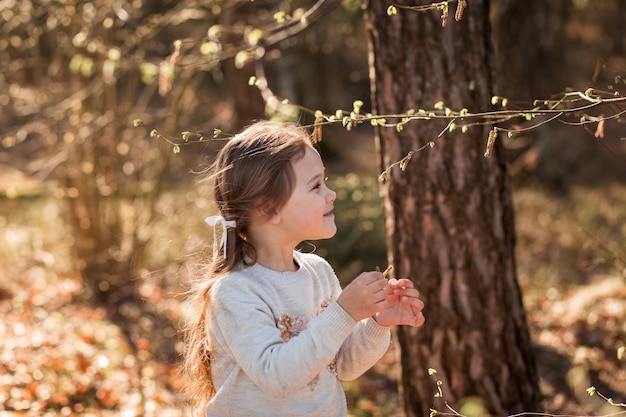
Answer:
[205, 215, 237, 259]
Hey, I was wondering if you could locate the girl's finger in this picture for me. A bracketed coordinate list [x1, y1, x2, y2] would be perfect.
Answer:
[393, 288, 420, 298]
[392, 278, 414, 288]
[401, 296, 425, 311]
[411, 311, 426, 327]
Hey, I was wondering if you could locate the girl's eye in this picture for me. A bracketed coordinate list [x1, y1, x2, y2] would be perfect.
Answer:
[312, 177, 328, 191]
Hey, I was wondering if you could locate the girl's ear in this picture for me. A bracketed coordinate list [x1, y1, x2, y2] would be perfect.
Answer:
[255, 203, 281, 225]
[266, 210, 281, 225]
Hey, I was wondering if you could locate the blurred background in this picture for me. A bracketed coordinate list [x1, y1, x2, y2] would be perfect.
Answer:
[0, 0, 624, 416]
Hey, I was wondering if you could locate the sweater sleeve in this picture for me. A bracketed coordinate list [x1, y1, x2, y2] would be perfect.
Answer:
[209, 277, 357, 399]
[314, 256, 391, 381]
[335, 317, 391, 381]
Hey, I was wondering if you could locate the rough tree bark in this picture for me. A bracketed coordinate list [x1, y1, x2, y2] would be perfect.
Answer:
[364, 1, 541, 416]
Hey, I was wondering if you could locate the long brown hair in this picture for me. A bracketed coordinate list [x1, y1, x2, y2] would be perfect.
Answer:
[181, 121, 314, 413]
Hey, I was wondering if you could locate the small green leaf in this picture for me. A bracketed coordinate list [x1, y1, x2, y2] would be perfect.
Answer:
[396, 124, 404, 133]
[72, 32, 88, 47]
[150, 129, 158, 138]
[352, 100, 364, 114]
[80, 56, 94, 77]
[428, 368, 437, 375]
[462, 125, 468, 133]
[586, 386, 596, 396]
[378, 171, 388, 182]
[207, 25, 222, 41]
[69, 54, 83, 74]
[139, 62, 158, 85]
[387, 5, 397, 16]
[314, 110, 323, 118]
[273, 11, 287, 23]
[213, 128, 222, 137]
[172, 144, 181, 154]
[182, 131, 190, 141]
[234, 51, 249, 69]
[247, 28, 264, 46]
[618, 346, 625, 360]
[434, 101, 444, 110]
[133, 119, 142, 127]
[248, 76, 257, 86]
[200, 41, 221, 56]
[491, 95, 499, 105]
[428, 141, 435, 148]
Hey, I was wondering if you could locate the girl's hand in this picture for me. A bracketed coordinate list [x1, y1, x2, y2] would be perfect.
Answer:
[374, 279, 425, 327]
[337, 271, 390, 321]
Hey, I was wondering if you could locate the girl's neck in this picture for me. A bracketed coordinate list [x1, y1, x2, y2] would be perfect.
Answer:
[255, 250, 299, 272]
[247, 218, 300, 272]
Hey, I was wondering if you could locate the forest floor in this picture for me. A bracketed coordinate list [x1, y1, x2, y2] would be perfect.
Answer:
[0, 158, 625, 416]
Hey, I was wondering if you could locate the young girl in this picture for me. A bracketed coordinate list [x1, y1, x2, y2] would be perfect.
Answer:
[183, 121, 425, 416]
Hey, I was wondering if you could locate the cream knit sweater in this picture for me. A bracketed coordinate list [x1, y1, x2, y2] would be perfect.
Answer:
[205, 251, 391, 417]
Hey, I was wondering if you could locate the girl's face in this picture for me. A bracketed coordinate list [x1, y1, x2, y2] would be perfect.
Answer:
[276, 146, 337, 243]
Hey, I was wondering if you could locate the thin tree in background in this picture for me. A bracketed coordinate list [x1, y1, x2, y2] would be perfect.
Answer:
[0, 1, 219, 348]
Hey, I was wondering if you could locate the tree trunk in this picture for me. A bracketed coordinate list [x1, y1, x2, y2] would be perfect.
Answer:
[219, 1, 269, 129]
[364, 1, 541, 416]
[491, 0, 554, 101]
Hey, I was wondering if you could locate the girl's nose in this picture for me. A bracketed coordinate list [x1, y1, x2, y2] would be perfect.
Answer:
[327, 187, 336, 203]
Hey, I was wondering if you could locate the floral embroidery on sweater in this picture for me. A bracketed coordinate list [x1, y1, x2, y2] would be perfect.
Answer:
[276, 314, 307, 342]
[317, 297, 332, 315]
[275, 297, 338, 390]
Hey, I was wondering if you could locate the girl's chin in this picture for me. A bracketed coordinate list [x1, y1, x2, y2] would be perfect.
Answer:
[316, 226, 337, 241]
